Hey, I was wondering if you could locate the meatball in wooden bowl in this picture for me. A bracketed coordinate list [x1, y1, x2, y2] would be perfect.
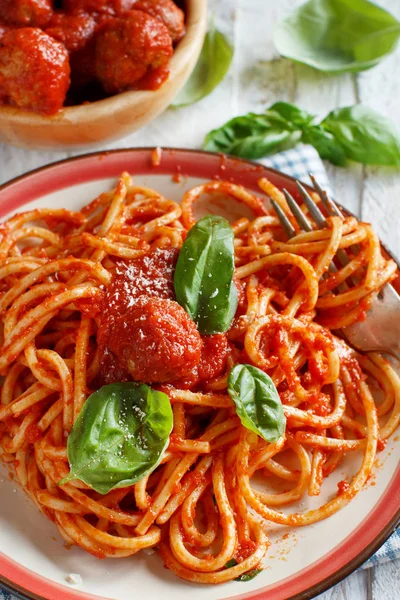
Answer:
[0, 0, 207, 150]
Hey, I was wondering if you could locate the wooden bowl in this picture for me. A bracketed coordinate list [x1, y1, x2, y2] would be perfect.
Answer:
[0, 0, 207, 151]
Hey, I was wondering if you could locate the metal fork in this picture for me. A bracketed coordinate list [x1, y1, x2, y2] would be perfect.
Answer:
[270, 175, 400, 362]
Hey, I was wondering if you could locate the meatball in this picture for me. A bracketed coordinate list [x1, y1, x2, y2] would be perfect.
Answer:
[97, 248, 183, 386]
[45, 12, 96, 53]
[103, 297, 202, 383]
[63, 0, 135, 16]
[0, 28, 70, 114]
[101, 248, 178, 336]
[173, 334, 230, 389]
[134, 0, 185, 42]
[95, 10, 172, 94]
[0, 0, 53, 27]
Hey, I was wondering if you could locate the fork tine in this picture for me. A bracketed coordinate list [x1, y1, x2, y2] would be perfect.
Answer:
[308, 174, 353, 269]
[310, 173, 381, 296]
[309, 173, 344, 219]
[296, 181, 326, 228]
[272, 191, 339, 276]
[270, 199, 296, 239]
[282, 189, 313, 232]
[296, 179, 349, 269]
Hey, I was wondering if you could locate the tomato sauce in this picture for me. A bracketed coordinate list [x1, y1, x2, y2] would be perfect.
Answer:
[151, 146, 163, 167]
[377, 439, 387, 452]
[25, 423, 42, 444]
[303, 392, 331, 416]
[138, 65, 170, 91]
[234, 540, 257, 562]
[337, 480, 350, 495]
[173, 333, 230, 389]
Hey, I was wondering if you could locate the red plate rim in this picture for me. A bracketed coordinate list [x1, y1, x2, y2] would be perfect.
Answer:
[0, 147, 399, 600]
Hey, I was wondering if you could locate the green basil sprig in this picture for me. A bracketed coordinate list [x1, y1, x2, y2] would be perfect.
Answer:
[172, 22, 233, 107]
[204, 102, 312, 160]
[274, 0, 400, 74]
[228, 364, 286, 443]
[174, 215, 237, 335]
[203, 110, 303, 160]
[59, 383, 173, 494]
[225, 559, 262, 582]
[204, 101, 400, 167]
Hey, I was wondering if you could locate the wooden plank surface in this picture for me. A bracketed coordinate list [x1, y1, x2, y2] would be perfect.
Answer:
[0, 1, 399, 599]
[358, 0, 400, 259]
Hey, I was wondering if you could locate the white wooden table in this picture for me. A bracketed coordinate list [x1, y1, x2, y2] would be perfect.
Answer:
[0, 1, 399, 598]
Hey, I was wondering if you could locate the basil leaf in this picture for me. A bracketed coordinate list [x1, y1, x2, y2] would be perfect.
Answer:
[172, 23, 233, 107]
[302, 124, 348, 166]
[273, 0, 400, 74]
[204, 111, 302, 159]
[321, 105, 400, 166]
[60, 383, 173, 494]
[225, 559, 238, 568]
[269, 101, 314, 128]
[225, 559, 262, 582]
[174, 215, 237, 335]
[228, 364, 286, 443]
[235, 569, 262, 582]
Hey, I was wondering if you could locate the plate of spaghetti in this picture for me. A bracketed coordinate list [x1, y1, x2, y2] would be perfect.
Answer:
[0, 148, 399, 600]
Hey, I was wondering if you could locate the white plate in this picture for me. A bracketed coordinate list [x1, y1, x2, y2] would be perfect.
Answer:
[0, 149, 399, 600]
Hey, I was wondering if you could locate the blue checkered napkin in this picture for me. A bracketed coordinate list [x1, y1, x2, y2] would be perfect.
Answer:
[361, 529, 400, 569]
[261, 143, 332, 195]
[0, 149, 398, 600]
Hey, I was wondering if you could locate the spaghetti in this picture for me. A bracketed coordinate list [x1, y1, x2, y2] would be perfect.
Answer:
[0, 173, 399, 584]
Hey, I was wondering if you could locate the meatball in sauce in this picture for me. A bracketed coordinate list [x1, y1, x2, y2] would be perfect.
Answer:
[104, 296, 202, 383]
[45, 11, 97, 53]
[0, 27, 70, 115]
[0, 0, 53, 28]
[0, 0, 184, 113]
[134, 0, 185, 42]
[95, 10, 172, 94]
[98, 247, 204, 385]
